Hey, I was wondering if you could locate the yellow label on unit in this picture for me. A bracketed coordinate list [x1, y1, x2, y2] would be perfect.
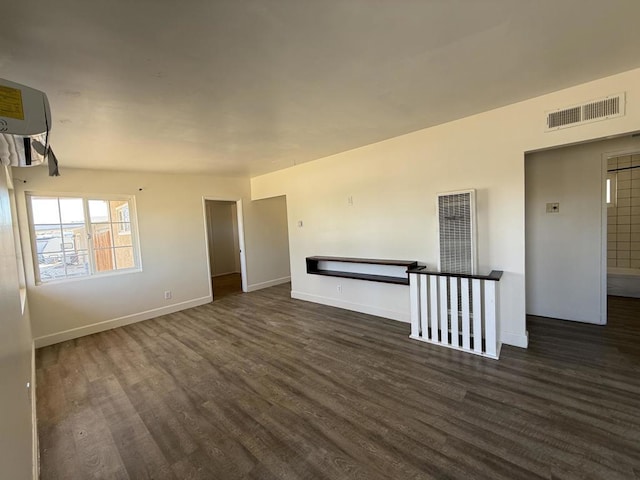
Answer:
[0, 85, 25, 120]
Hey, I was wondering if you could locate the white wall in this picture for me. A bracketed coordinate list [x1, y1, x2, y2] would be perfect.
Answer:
[206, 201, 240, 276]
[252, 67, 640, 349]
[243, 195, 291, 291]
[526, 135, 640, 323]
[14, 167, 289, 347]
[0, 166, 35, 479]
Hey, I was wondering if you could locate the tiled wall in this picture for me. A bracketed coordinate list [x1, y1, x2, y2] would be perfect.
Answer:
[608, 154, 640, 268]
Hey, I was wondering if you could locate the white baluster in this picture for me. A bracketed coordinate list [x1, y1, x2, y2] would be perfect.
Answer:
[449, 277, 459, 348]
[409, 273, 420, 338]
[472, 279, 482, 354]
[484, 280, 497, 358]
[439, 276, 448, 345]
[420, 275, 429, 340]
[429, 275, 439, 342]
[461, 278, 471, 350]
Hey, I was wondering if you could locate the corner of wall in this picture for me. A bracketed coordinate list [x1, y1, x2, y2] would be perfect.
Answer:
[31, 342, 38, 480]
[501, 330, 529, 349]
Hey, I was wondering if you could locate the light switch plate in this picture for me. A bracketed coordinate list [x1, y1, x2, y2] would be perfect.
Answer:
[546, 202, 560, 213]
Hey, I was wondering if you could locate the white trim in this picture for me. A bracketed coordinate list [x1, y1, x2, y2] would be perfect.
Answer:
[247, 276, 291, 292]
[501, 330, 528, 348]
[33, 295, 212, 348]
[212, 271, 242, 278]
[202, 198, 214, 299]
[235, 199, 249, 293]
[291, 290, 409, 322]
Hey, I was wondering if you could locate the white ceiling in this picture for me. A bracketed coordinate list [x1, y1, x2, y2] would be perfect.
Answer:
[4, 1, 640, 177]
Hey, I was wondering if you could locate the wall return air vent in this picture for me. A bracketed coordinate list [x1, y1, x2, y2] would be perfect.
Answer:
[546, 92, 625, 131]
[437, 189, 477, 275]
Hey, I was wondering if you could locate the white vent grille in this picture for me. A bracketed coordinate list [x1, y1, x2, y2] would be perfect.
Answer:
[546, 93, 625, 131]
[438, 190, 476, 274]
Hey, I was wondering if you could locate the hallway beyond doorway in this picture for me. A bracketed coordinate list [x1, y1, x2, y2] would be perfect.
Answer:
[212, 273, 242, 301]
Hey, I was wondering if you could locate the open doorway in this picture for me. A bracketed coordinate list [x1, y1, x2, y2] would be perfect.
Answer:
[204, 199, 247, 301]
[605, 152, 640, 298]
[525, 134, 640, 326]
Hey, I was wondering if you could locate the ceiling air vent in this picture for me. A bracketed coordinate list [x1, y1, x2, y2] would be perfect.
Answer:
[546, 92, 625, 131]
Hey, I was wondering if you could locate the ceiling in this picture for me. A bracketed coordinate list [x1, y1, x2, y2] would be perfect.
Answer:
[4, 1, 640, 177]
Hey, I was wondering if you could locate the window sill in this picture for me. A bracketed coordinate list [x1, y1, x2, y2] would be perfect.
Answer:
[35, 268, 143, 287]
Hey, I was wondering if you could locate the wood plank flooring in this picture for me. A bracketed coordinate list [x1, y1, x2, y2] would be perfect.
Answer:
[212, 273, 243, 301]
[36, 287, 640, 479]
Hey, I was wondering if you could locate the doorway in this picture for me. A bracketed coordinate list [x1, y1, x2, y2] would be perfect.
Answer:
[525, 134, 640, 325]
[605, 151, 640, 298]
[204, 198, 247, 301]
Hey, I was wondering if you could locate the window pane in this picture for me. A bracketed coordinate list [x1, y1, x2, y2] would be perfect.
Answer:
[92, 224, 113, 250]
[110, 200, 130, 222]
[94, 247, 115, 272]
[112, 224, 132, 246]
[38, 252, 67, 282]
[114, 247, 135, 270]
[88, 200, 110, 222]
[64, 250, 90, 278]
[62, 227, 87, 250]
[59, 198, 85, 224]
[31, 197, 60, 224]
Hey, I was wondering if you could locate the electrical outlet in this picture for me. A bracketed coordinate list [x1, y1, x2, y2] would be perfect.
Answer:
[337, 285, 342, 294]
[164, 290, 172, 300]
[348, 195, 354, 206]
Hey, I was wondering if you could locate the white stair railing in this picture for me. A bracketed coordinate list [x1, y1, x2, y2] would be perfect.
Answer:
[408, 267, 503, 359]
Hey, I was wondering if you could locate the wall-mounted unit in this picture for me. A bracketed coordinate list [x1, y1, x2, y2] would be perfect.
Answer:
[437, 189, 477, 275]
[545, 92, 625, 131]
[0, 77, 59, 175]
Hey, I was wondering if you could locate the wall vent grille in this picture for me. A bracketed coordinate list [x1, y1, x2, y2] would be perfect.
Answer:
[546, 93, 625, 131]
[437, 190, 476, 275]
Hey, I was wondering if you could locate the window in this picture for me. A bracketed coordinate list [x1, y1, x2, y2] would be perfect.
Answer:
[27, 194, 140, 283]
[606, 173, 617, 207]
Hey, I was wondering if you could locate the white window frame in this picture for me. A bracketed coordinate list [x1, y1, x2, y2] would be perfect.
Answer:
[26, 193, 142, 284]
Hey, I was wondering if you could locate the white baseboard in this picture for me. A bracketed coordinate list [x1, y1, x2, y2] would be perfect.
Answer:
[501, 330, 528, 348]
[212, 271, 241, 278]
[291, 290, 410, 323]
[31, 342, 38, 480]
[247, 276, 291, 292]
[33, 295, 212, 348]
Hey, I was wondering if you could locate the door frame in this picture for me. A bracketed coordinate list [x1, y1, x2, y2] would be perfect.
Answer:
[601, 147, 640, 317]
[202, 197, 248, 296]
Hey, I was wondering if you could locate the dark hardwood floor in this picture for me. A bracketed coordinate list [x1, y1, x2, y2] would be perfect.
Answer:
[36, 287, 640, 479]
